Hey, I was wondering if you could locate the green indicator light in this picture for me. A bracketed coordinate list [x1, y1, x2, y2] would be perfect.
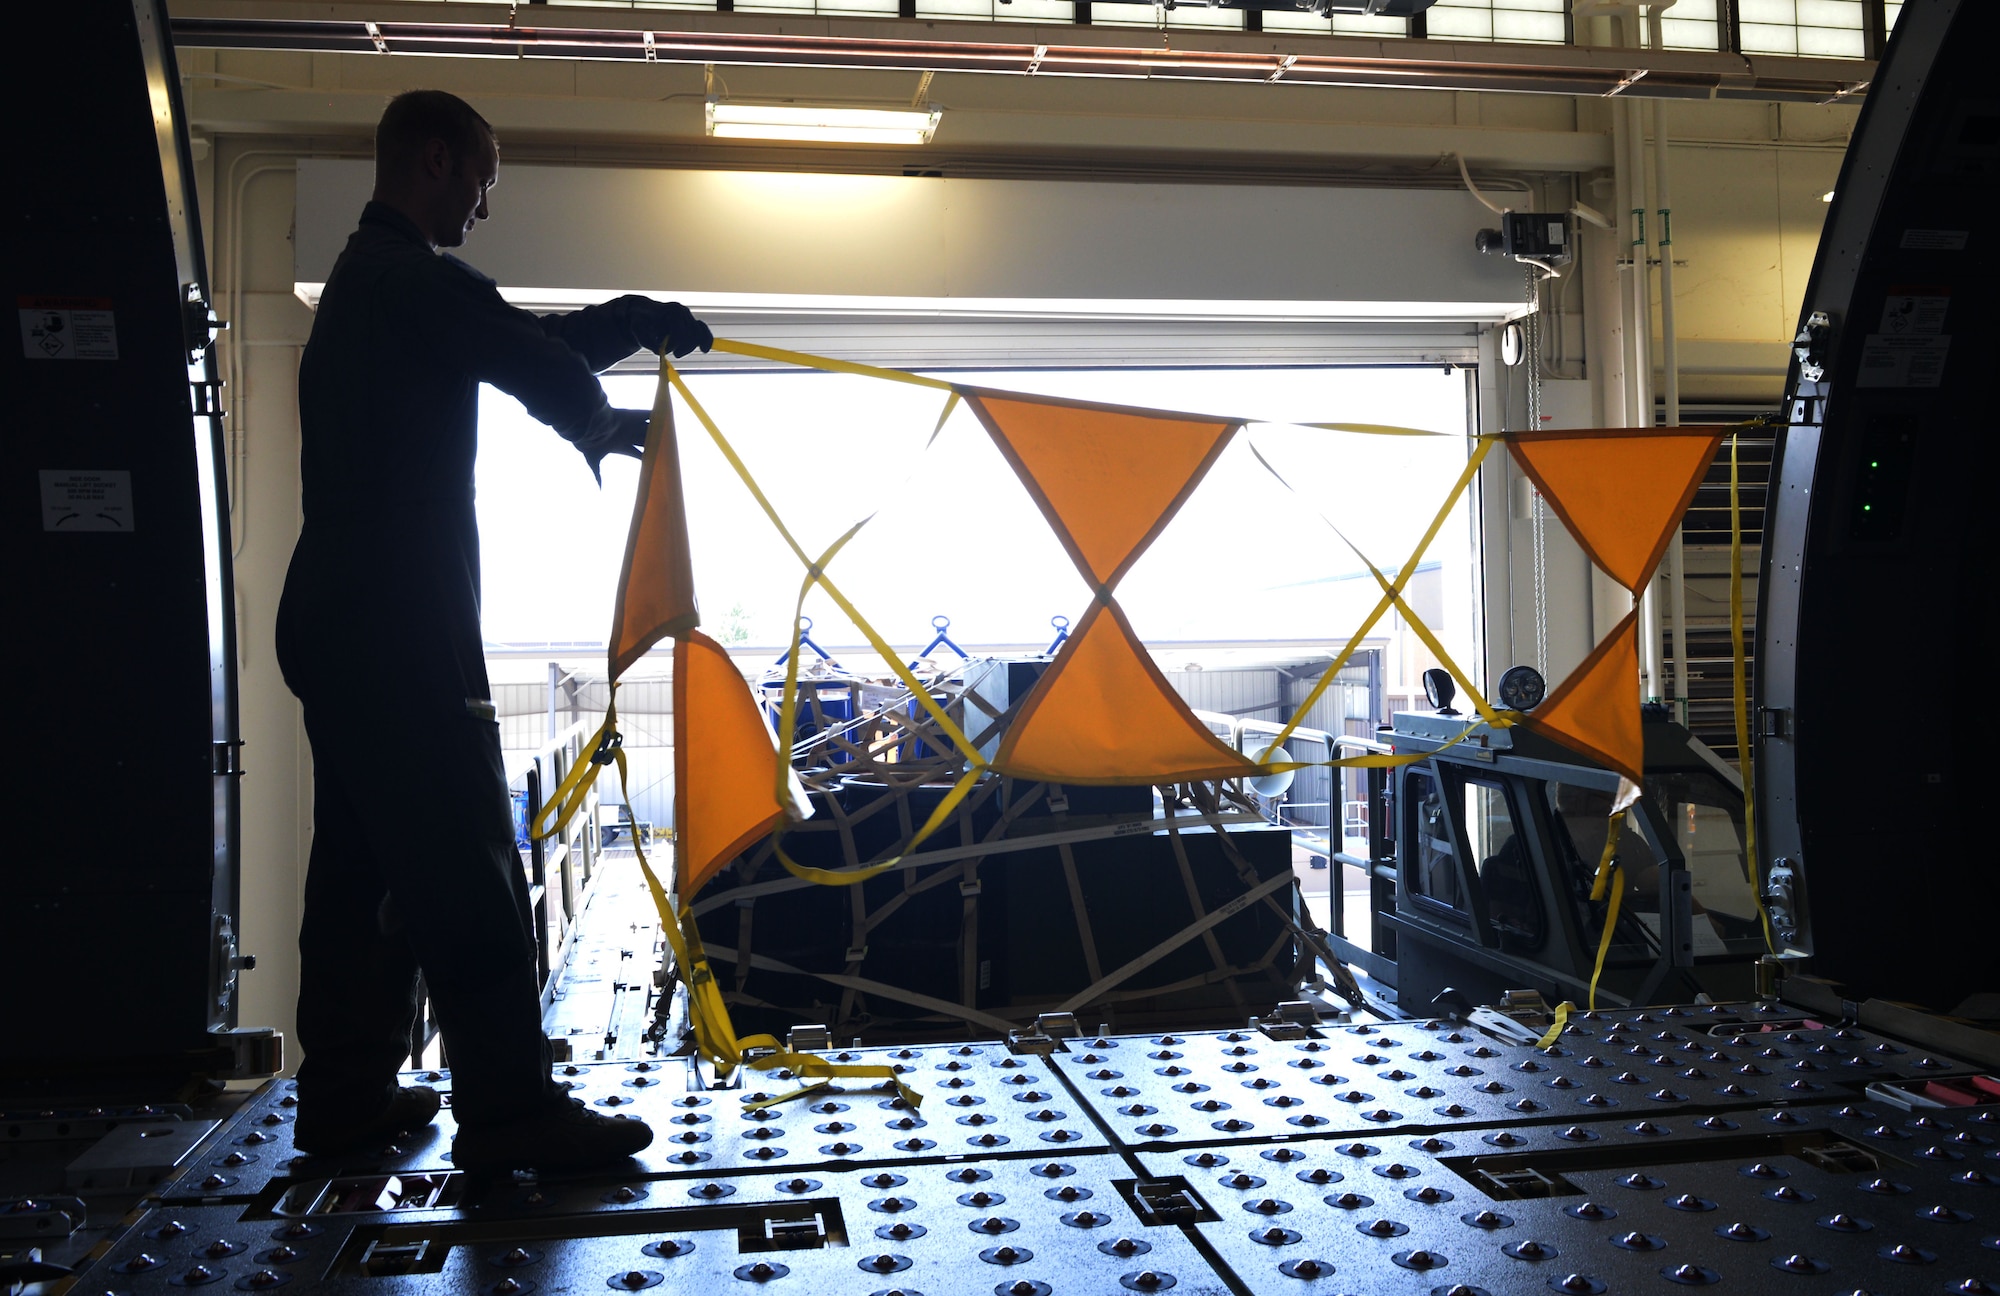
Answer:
[1863, 504, 1873, 511]
[1870, 460, 1879, 468]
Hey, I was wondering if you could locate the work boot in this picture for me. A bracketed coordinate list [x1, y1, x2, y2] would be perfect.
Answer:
[452, 1096, 653, 1172]
[294, 1084, 442, 1157]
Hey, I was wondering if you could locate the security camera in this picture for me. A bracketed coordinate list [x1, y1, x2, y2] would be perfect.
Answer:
[1475, 211, 1572, 269]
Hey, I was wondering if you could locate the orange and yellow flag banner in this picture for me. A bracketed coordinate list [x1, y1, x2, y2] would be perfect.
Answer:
[1507, 428, 1722, 592]
[1505, 428, 1724, 782]
[548, 339, 1745, 1078]
[583, 343, 1732, 896]
[673, 630, 808, 900]
[607, 347, 700, 681]
[964, 389, 1260, 786]
[1523, 610, 1645, 782]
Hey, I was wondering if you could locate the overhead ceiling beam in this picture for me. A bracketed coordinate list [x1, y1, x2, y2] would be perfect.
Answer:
[172, 1, 1872, 104]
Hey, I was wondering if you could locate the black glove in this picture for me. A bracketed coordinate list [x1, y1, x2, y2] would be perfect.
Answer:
[630, 297, 714, 359]
[571, 406, 651, 484]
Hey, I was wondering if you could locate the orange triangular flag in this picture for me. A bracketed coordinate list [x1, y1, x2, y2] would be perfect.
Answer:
[967, 390, 1238, 590]
[1524, 611, 1645, 783]
[674, 632, 802, 899]
[1509, 429, 1723, 592]
[608, 378, 699, 682]
[996, 601, 1258, 785]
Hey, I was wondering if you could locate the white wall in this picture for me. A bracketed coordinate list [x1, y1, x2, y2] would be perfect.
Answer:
[1649, 135, 1846, 402]
[294, 160, 1528, 317]
[211, 157, 318, 1058]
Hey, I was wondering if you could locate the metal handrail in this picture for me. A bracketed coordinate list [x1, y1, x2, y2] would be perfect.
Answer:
[515, 717, 603, 1012]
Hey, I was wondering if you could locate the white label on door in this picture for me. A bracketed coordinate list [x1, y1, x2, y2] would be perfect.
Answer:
[1879, 290, 1949, 336]
[1899, 229, 1969, 251]
[18, 296, 118, 360]
[1856, 334, 1951, 388]
[40, 470, 135, 531]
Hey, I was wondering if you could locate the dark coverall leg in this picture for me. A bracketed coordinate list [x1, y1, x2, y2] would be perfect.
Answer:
[279, 200, 666, 1134]
[286, 641, 556, 1128]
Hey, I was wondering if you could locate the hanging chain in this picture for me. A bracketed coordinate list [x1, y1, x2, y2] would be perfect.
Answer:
[1525, 267, 1549, 675]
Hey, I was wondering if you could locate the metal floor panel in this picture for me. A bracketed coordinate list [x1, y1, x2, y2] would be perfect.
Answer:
[1140, 1098, 2000, 1293]
[106, 1155, 1232, 1296]
[83, 1001, 1995, 1295]
[154, 1042, 1120, 1204]
[1038, 1009, 1976, 1154]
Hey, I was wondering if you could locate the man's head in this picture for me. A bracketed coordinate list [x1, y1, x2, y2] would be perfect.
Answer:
[372, 90, 497, 249]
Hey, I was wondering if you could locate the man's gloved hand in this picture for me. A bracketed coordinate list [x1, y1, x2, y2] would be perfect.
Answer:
[628, 297, 714, 358]
[572, 406, 651, 484]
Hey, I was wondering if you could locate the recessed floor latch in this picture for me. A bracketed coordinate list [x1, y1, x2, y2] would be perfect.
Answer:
[1114, 1176, 1218, 1226]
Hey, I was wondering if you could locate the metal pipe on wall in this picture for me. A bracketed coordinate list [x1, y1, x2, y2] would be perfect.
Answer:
[1648, 75, 1680, 426]
[1625, 97, 1654, 434]
[222, 152, 297, 561]
[1609, 74, 1635, 431]
[1617, 7, 1662, 703]
[1649, 5, 1690, 711]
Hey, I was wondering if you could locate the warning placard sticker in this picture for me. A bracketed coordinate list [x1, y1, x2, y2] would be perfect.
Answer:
[18, 296, 119, 360]
[1899, 229, 1969, 251]
[1856, 334, 1952, 388]
[40, 470, 135, 532]
[1879, 287, 1949, 336]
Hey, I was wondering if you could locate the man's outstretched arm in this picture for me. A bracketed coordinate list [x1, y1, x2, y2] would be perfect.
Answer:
[419, 259, 658, 477]
[537, 294, 713, 373]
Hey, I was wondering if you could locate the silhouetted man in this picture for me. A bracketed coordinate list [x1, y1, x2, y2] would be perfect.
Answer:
[278, 89, 709, 1170]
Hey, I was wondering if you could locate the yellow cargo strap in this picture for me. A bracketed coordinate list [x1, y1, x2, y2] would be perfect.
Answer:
[1585, 809, 1628, 1011]
[668, 367, 982, 770]
[1536, 1001, 1573, 1050]
[1305, 421, 1449, 437]
[532, 700, 923, 1105]
[1346, 539, 1509, 732]
[1249, 436, 1513, 751]
[712, 338, 956, 393]
[607, 737, 923, 1109]
[709, 337, 1447, 439]
[666, 364, 989, 887]
[531, 691, 621, 845]
[1588, 866, 1626, 1012]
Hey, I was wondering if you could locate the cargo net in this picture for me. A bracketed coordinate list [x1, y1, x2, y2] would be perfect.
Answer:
[653, 651, 1362, 1049]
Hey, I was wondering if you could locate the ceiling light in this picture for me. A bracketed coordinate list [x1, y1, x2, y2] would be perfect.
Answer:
[705, 99, 942, 146]
[1821, 190, 1836, 202]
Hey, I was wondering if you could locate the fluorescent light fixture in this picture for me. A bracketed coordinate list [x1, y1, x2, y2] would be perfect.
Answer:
[299, 282, 1530, 323]
[705, 99, 942, 146]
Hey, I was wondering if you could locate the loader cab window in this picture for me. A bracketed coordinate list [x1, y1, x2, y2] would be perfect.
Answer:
[1644, 769, 1761, 940]
[1404, 765, 1543, 947]
[1406, 768, 1465, 920]
[1546, 781, 1618, 890]
[1465, 778, 1542, 949]
[1545, 780, 1667, 954]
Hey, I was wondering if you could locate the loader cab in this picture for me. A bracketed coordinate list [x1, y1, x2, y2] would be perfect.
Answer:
[1347, 702, 1772, 1014]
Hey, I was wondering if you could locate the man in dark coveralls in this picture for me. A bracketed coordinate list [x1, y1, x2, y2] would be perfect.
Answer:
[278, 90, 711, 1170]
